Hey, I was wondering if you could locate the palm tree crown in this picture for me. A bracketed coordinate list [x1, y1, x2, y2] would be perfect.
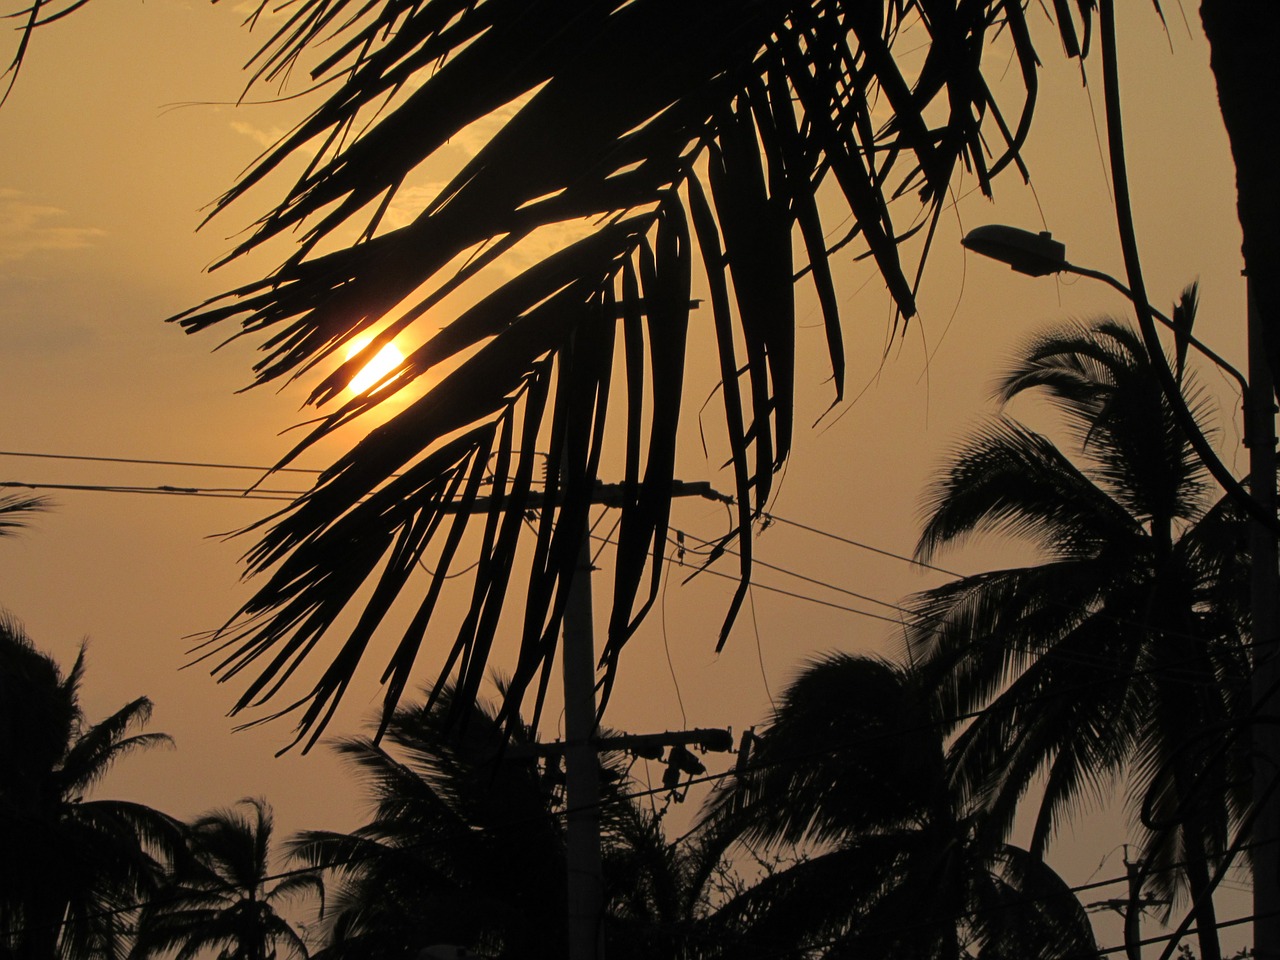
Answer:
[292, 689, 569, 960]
[698, 652, 1098, 960]
[132, 797, 321, 960]
[0, 615, 181, 960]
[293, 684, 721, 960]
[905, 316, 1251, 959]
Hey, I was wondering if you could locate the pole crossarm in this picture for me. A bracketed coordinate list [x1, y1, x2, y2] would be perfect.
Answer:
[433, 478, 734, 513]
[507, 727, 735, 760]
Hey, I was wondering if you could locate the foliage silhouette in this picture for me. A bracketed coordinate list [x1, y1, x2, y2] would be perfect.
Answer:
[0, 616, 182, 960]
[291, 683, 722, 960]
[904, 315, 1251, 960]
[0, 495, 51, 537]
[131, 797, 320, 960]
[3, 0, 1277, 772]
[696, 652, 1098, 960]
[144, 0, 1099, 747]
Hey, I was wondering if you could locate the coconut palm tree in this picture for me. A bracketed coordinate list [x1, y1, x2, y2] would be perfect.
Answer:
[0, 614, 182, 960]
[292, 689, 567, 960]
[904, 316, 1251, 960]
[292, 683, 721, 960]
[695, 652, 1097, 960]
[132, 797, 321, 960]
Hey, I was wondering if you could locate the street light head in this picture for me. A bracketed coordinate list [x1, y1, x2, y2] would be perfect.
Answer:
[961, 224, 1067, 277]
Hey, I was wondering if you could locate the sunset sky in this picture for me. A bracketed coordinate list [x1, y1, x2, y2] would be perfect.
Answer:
[0, 1, 1257, 945]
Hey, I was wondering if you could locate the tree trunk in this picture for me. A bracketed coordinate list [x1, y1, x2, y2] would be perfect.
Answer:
[1200, 11, 1280, 957]
[1180, 815, 1224, 960]
[1200, 0, 1280, 401]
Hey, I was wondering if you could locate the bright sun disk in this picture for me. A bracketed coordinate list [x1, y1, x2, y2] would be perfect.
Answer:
[346, 339, 405, 394]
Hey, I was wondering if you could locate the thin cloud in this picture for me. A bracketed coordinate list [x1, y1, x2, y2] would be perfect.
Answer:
[230, 120, 292, 150]
[0, 189, 104, 263]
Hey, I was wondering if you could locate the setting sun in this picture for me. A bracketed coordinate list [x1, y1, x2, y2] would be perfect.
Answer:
[345, 339, 405, 394]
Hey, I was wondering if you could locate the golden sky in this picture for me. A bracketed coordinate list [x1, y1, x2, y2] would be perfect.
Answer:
[0, 1, 1256, 945]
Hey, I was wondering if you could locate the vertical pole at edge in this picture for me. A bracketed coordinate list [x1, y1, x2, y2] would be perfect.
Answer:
[1250, 275, 1280, 960]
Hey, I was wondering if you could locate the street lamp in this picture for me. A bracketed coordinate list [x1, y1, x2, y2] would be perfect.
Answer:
[960, 224, 1066, 276]
[963, 223, 1280, 960]
[960, 225, 1250, 400]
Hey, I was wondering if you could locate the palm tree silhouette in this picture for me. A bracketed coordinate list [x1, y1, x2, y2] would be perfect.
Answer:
[905, 316, 1251, 960]
[292, 689, 566, 960]
[697, 652, 1097, 960]
[132, 797, 320, 960]
[292, 684, 718, 960]
[151, 1, 1095, 747]
[0, 615, 182, 960]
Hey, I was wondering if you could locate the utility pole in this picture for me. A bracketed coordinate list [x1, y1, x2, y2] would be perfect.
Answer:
[1126, 848, 1144, 960]
[437, 473, 729, 960]
[1085, 846, 1167, 960]
[562, 527, 605, 960]
[557, 478, 732, 960]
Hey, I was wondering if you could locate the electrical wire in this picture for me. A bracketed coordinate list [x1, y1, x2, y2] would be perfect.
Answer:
[0, 449, 325, 475]
[2, 465, 1250, 689]
[2, 458, 1253, 693]
[0, 480, 308, 502]
[658, 541, 688, 729]
[667, 526, 1251, 688]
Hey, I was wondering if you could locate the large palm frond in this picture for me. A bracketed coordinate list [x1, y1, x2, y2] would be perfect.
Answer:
[916, 415, 1142, 563]
[155, 0, 1095, 746]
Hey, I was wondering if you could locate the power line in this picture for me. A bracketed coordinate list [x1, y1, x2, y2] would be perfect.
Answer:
[0, 480, 306, 503]
[762, 510, 951, 576]
[7, 464, 1241, 689]
[6, 447, 1256, 692]
[0, 448, 325, 475]
[620, 526, 1252, 691]
[3, 461, 1251, 688]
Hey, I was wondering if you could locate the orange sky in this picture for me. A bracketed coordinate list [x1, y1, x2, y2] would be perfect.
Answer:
[0, 2, 1256, 948]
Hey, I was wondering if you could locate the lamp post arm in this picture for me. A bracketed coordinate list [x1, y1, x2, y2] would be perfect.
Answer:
[1064, 262, 1253, 403]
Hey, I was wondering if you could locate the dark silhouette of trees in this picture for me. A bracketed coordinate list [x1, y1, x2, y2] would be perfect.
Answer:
[695, 653, 1097, 960]
[292, 688, 568, 960]
[0, 616, 183, 960]
[904, 316, 1251, 960]
[131, 797, 320, 960]
[292, 685, 718, 960]
[1199, 0, 1280, 400]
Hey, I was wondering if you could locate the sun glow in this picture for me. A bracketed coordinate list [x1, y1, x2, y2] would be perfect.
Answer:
[345, 338, 405, 395]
